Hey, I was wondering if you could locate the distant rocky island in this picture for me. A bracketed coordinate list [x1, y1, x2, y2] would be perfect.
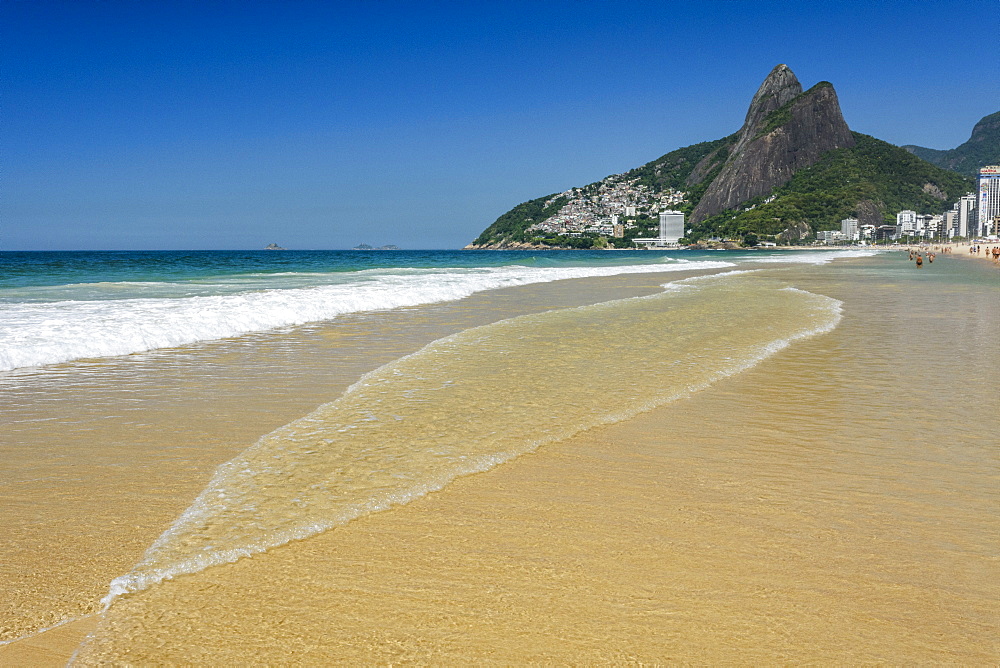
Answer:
[468, 64, 975, 249]
[264, 242, 286, 250]
[352, 244, 400, 250]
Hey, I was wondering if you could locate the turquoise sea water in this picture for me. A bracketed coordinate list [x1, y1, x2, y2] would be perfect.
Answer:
[0, 248, 879, 372]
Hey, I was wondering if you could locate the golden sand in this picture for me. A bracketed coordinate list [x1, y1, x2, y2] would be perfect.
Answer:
[3, 255, 998, 664]
[78, 258, 999, 664]
[0, 272, 676, 655]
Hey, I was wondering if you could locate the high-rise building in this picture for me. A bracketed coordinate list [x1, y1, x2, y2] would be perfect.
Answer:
[958, 194, 976, 238]
[658, 210, 684, 243]
[944, 210, 958, 238]
[977, 166, 1000, 237]
[840, 217, 859, 241]
[633, 210, 684, 247]
[897, 210, 918, 237]
[916, 214, 935, 238]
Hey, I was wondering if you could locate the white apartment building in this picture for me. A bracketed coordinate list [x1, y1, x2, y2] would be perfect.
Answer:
[817, 230, 847, 244]
[915, 214, 932, 238]
[958, 193, 976, 238]
[922, 214, 944, 239]
[897, 210, 918, 236]
[633, 210, 684, 247]
[840, 217, 859, 241]
[658, 210, 684, 243]
[978, 166, 1000, 237]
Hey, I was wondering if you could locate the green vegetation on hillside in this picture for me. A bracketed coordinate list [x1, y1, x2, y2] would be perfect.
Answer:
[473, 194, 567, 246]
[903, 111, 1000, 177]
[622, 134, 737, 196]
[472, 130, 974, 248]
[686, 133, 973, 241]
[472, 136, 735, 247]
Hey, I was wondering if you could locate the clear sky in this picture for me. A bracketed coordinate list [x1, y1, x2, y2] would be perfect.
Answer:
[3, 0, 997, 250]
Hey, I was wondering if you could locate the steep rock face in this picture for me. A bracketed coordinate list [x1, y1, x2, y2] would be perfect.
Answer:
[685, 64, 800, 188]
[691, 65, 855, 223]
[730, 64, 803, 157]
[853, 199, 883, 227]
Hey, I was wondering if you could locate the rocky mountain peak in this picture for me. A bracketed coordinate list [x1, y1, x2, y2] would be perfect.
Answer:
[968, 111, 1000, 145]
[736, 64, 803, 149]
[690, 65, 854, 223]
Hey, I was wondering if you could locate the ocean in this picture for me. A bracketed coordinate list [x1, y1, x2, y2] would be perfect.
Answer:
[1, 248, 997, 663]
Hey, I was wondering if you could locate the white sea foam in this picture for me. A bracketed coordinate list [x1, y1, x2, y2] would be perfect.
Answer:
[0, 260, 733, 372]
[749, 248, 883, 264]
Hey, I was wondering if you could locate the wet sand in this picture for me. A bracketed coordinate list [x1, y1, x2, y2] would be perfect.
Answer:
[0, 270, 690, 656]
[3, 254, 998, 664]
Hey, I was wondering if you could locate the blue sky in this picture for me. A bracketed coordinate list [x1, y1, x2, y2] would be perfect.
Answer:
[3, 0, 996, 250]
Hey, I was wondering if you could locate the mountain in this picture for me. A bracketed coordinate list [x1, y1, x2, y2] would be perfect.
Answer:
[469, 65, 973, 248]
[691, 65, 855, 223]
[902, 111, 1000, 177]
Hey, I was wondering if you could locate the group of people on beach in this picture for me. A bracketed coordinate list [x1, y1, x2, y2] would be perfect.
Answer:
[906, 243, 1000, 267]
[969, 244, 1000, 262]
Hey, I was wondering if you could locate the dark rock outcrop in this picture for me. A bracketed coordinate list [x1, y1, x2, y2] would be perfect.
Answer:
[853, 199, 883, 227]
[777, 221, 812, 244]
[691, 65, 855, 223]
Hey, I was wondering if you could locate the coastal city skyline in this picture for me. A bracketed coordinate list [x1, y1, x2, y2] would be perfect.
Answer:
[3, 0, 997, 250]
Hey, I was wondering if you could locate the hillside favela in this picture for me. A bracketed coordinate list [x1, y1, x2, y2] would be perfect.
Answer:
[2, 3, 1000, 665]
[469, 65, 999, 252]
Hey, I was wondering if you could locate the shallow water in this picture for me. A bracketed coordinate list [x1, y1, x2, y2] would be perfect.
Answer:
[72, 253, 999, 664]
[104, 271, 840, 602]
[2, 250, 997, 663]
[0, 268, 705, 644]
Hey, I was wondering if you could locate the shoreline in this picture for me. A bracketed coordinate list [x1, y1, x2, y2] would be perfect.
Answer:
[75, 256, 999, 663]
[3, 254, 997, 664]
[0, 268, 709, 659]
[932, 242, 1000, 265]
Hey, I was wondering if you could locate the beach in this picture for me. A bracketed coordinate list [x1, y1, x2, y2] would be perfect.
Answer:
[906, 241, 1000, 266]
[1, 249, 997, 664]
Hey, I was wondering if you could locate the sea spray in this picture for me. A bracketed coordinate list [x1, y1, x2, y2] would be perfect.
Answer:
[102, 272, 842, 606]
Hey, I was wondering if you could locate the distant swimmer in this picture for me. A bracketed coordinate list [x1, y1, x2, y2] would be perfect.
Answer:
[915, 255, 923, 268]
[928, 253, 934, 263]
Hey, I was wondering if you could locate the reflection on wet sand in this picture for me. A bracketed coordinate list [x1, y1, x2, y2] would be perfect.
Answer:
[3, 255, 998, 664]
